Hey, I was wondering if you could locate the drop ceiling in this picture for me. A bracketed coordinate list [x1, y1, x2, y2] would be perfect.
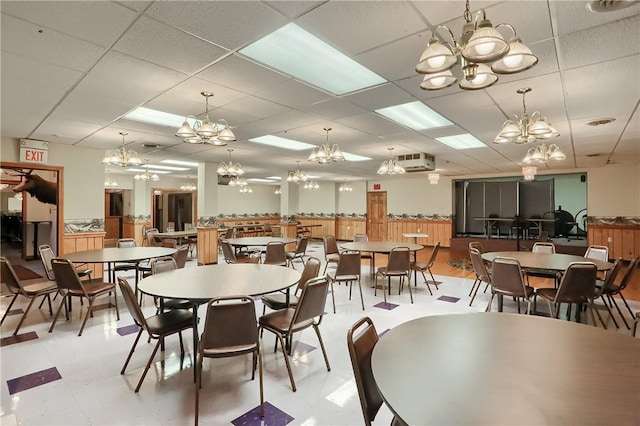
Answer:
[1, 0, 638, 182]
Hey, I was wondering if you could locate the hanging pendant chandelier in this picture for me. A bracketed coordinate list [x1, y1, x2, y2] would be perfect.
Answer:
[522, 143, 566, 165]
[287, 161, 308, 183]
[274, 188, 282, 195]
[228, 176, 248, 187]
[377, 147, 406, 175]
[308, 128, 344, 164]
[180, 180, 196, 191]
[495, 88, 560, 144]
[101, 132, 143, 167]
[415, 0, 538, 91]
[428, 172, 440, 185]
[134, 161, 160, 181]
[239, 185, 253, 194]
[303, 181, 320, 190]
[217, 149, 244, 176]
[522, 166, 537, 181]
[175, 91, 236, 146]
[104, 174, 119, 188]
[339, 181, 353, 192]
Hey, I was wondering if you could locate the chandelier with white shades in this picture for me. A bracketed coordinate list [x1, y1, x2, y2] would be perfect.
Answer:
[308, 128, 344, 164]
[522, 143, 566, 165]
[415, 0, 538, 91]
[228, 177, 248, 187]
[175, 91, 236, 146]
[522, 166, 537, 181]
[101, 132, 142, 167]
[494, 88, 560, 144]
[377, 147, 406, 175]
[217, 149, 244, 177]
[104, 175, 118, 188]
[239, 186, 253, 194]
[303, 181, 320, 190]
[274, 188, 282, 195]
[180, 180, 196, 191]
[287, 161, 308, 183]
[339, 181, 353, 192]
[428, 172, 440, 185]
[134, 162, 159, 181]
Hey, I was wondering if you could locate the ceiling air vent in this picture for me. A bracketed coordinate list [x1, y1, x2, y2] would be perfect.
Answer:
[396, 153, 435, 172]
[587, 0, 638, 13]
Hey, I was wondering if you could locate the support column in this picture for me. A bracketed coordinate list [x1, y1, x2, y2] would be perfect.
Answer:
[196, 162, 219, 264]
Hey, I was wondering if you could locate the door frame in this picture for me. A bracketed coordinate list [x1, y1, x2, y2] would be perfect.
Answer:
[366, 191, 387, 241]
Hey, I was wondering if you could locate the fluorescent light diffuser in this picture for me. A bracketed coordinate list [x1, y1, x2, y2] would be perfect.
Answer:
[435, 134, 486, 150]
[124, 107, 194, 128]
[240, 23, 386, 95]
[342, 152, 371, 162]
[126, 168, 171, 174]
[145, 165, 189, 171]
[247, 178, 278, 183]
[266, 176, 282, 180]
[249, 135, 315, 151]
[375, 101, 453, 130]
[161, 159, 200, 167]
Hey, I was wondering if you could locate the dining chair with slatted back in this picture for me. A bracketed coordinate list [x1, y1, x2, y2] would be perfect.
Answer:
[195, 296, 263, 424]
[323, 235, 340, 275]
[145, 228, 160, 247]
[534, 262, 598, 325]
[286, 236, 308, 269]
[0, 256, 57, 335]
[117, 278, 192, 392]
[487, 257, 534, 314]
[263, 241, 287, 266]
[49, 258, 119, 336]
[327, 250, 364, 313]
[375, 247, 412, 304]
[259, 276, 331, 392]
[411, 242, 441, 295]
[39, 244, 92, 283]
[261, 256, 321, 314]
[468, 246, 491, 306]
[602, 256, 638, 329]
[347, 317, 406, 426]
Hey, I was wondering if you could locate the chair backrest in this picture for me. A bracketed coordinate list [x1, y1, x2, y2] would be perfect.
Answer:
[291, 276, 330, 328]
[347, 317, 384, 426]
[294, 236, 309, 255]
[146, 228, 159, 246]
[117, 277, 149, 330]
[0, 256, 24, 295]
[200, 296, 258, 353]
[538, 231, 550, 242]
[51, 258, 86, 295]
[220, 240, 237, 264]
[596, 258, 622, 297]
[386, 247, 411, 273]
[617, 256, 639, 292]
[336, 251, 362, 277]
[532, 242, 555, 254]
[167, 222, 175, 232]
[224, 228, 234, 238]
[172, 245, 189, 268]
[262, 223, 272, 234]
[491, 257, 529, 297]
[161, 238, 178, 248]
[323, 235, 339, 256]
[468, 241, 484, 254]
[117, 238, 137, 248]
[185, 223, 195, 231]
[264, 242, 286, 264]
[469, 247, 491, 283]
[555, 262, 597, 303]
[39, 244, 56, 281]
[151, 256, 177, 275]
[296, 257, 321, 292]
[353, 234, 369, 243]
[426, 242, 441, 268]
[584, 245, 609, 262]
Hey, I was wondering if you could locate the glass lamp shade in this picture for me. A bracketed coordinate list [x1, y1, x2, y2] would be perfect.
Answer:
[196, 118, 217, 138]
[420, 71, 457, 90]
[528, 117, 553, 136]
[184, 135, 203, 144]
[459, 64, 498, 90]
[415, 38, 457, 74]
[522, 166, 537, 181]
[377, 162, 391, 175]
[175, 120, 196, 138]
[492, 37, 538, 74]
[217, 121, 236, 142]
[461, 22, 509, 63]
[547, 145, 566, 161]
[428, 172, 440, 185]
[498, 120, 521, 138]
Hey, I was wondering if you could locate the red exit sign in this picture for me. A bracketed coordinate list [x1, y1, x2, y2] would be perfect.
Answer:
[373, 183, 381, 190]
[19, 139, 49, 164]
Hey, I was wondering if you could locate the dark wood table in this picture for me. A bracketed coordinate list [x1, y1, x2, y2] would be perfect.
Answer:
[372, 313, 640, 425]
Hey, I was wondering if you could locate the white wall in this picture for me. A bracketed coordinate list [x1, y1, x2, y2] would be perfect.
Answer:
[298, 182, 336, 214]
[553, 173, 587, 220]
[217, 184, 280, 215]
[368, 174, 454, 215]
[337, 181, 367, 214]
[587, 163, 640, 216]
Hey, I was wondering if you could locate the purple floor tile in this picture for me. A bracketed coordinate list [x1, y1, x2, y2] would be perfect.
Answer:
[117, 324, 140, 336]
[7, 367, 61, 395]
[3, 308, 24, 317]
[291, 341, 316, 358]
[378, 328, 390, 338]
[1, 331, 38, 347]
[374, 302, 399, 310]
[232, 401, 294, 426]
[437, 295, 460, 303]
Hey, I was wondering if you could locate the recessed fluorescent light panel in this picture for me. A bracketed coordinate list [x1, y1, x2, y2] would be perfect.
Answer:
[249, 135, 316, 151]
[248, 178, 278, 183]
[266, 176, 282, 180]
[161, 159, 200, 167]
[145, 165, 189, 171]
[126, 169, 171, 174]
[124, 107, 194, 128]
[435, 134, 486, 150]
[342, 152, 371, 162]
[239, 23, 386, 95]
[375, 101, 453, 130]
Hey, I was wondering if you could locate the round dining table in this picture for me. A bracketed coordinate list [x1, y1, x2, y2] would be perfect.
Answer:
[340, 241, 424, 280]
[372, 312, 640, 426]
[481, 251, 613, 272]
[225, 236, 297, 248]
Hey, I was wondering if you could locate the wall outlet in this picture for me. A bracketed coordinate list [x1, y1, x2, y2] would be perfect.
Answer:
[607, 236, 612, 242]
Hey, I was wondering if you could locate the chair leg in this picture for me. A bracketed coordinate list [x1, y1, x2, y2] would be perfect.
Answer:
[78, 298, 96, 336]
[195, 352, 201, 426]
[485, 293, 495, 312]
[0, 294, 19, 325]
[619, 293, 635, 318]
[312, 324, 331, 372]
[427, 267, 439, 289]
[276, 332, 296, 392]
[135, 338, 163, 392]
[610, 295, 631, 329]
[13, 297, 37, 336]
[48, 295, 68, 333]
[258, 347, 264, 419]
[421, 271, 433, 296]
[600, 296, 619, 328]
[121, 328, 144, 374]
[469, 278, 481, 306]
[406, 274, 414, 304]
[330, 281, 336, 314]
[356, 278, 365, 311]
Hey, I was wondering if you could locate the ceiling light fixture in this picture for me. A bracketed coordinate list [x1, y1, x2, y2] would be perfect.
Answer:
[134, 161, 160, 181]
[175, 91, 236, 146]
[14, 192, 23, 200]
[522, 143, 566, 165]
[239, 185, 253, 194]
[102, 132, 143, 167]
[274, 188, 282, 195]
[377, 147, 406, 175]
[428, 172, 440, 185]
[494, 88, 559, 144]
[522, 166, 537, 181]
[339, 181, 353, 192]
[287, 161, 308, 183]
[104, 175, 119, 188]
[217, 149, 244, 177]
[228, 177, 248, 187]
[308, 128, 345, 164]
[153, 190, 163, 196]
[415, 0, 538, 90]
[303, 181, 320, 190]
[180, 180, 196, 191]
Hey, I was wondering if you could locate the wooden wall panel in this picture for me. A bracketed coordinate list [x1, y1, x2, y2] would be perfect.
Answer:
[196, 227, 218, 265]
[297, 218, 336, 239]
[588, 225, 640, 260]
[217, 217, 280, 229]
[385, 221, 452, 247]
[335, 218, 366, 240]
[62, 232, 105, 279]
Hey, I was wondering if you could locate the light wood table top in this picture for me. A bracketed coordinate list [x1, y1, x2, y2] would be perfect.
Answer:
[340, 241, 423, 253]
[372, 313, 640, 425]
[225, 236, 297, 247]
[63, 247, 176, 263]
[481, 251, 613, 271]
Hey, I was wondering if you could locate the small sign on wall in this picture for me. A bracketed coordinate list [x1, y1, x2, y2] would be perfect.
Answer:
[373, 183, 381, 190]
[20, 139, 49, 164]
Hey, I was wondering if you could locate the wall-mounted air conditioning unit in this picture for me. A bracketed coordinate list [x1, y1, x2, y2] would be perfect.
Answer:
[396, 153, 435, 172]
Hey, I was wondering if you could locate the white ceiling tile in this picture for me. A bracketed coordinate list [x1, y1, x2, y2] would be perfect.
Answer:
[116, 1, 153, 13]
[265, 1, 324, 19]
[301, 98, 367, 121]
[0, 110, 45, 139]
[1, 76, 66, 115]
[113, 16, 229, 74]
[479, 1, 554, 45]
[31, 117, 103, 144]
[552, 0, 640, 36]
[223, 96, 290, 120]
[343, 83, 414, 110]
[412, 1, 499, 26]
[356, 31, 431, 81]
[1, 50, 82, 91]
[337, 112, 409, 138]
[256, 80, 331, 108]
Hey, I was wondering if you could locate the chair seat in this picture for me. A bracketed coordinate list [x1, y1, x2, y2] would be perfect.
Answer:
[163, 298, 192, 310]
[22, 280, 58, 295]
[326, 253, 340, 262]
[203, 343, 258, 357]
[376, 268, 407, 277]
[411, 262, 429, 271]
[286, 251, 301, 259]
[76, 269, 92, 277]
[259, 308, 313, 333]
[113, 262, 138, 271]
[146, 309, 193, 335]
[262, 293, 300, 311]
[327, 272, 358, 282]
[67, 281, 115, 297]
[536, 287, 589, 304]
[263, 260, 287, 266]
[497, 285, 535, 299]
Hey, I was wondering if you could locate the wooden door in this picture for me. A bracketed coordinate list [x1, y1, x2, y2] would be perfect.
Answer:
[367, 191, 387, 241]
